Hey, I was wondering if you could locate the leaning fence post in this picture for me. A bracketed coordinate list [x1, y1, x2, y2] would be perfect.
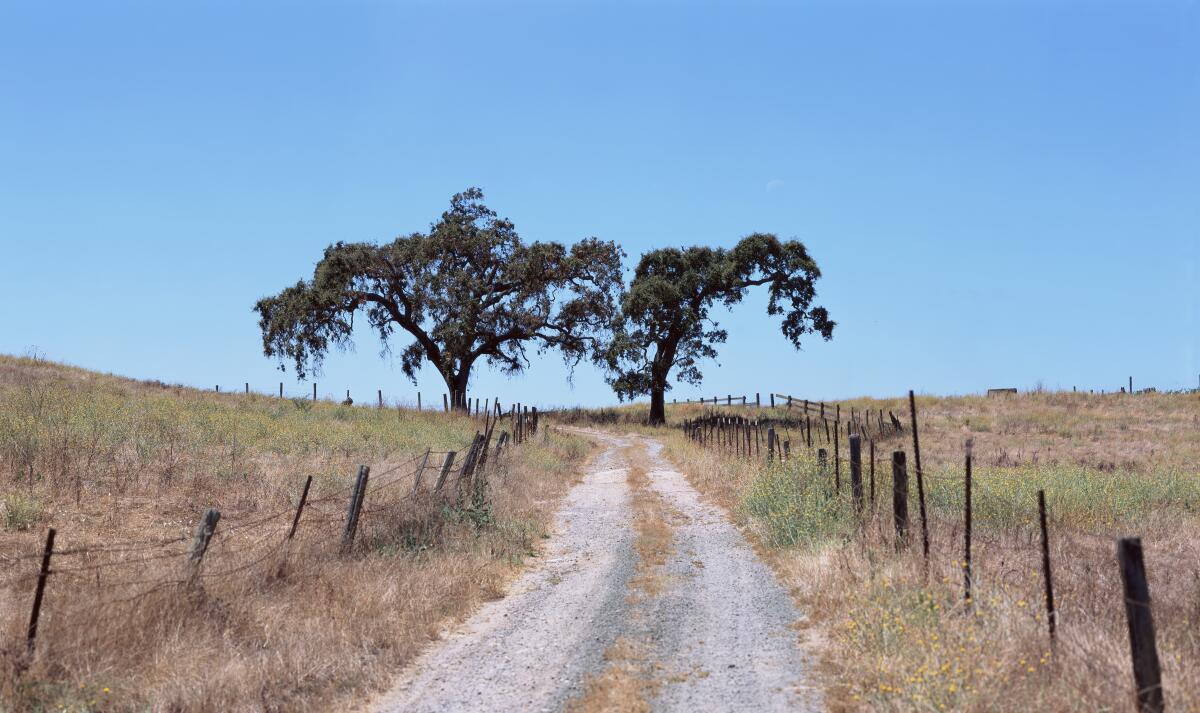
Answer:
[25, 527, 56, 654]
[412, 448, 432, 491]
[288, 475, 313, 540]
[892, 451, 908, 547]
[1118, 537, 1164, 713]
[341, 466, 370, 553]
[186, 508, 221, 584]
[434, 451, 458, 491]
[908, 390, 931, 565]
[1038, 489, 1057, 645]
[849, 434, 863, 515]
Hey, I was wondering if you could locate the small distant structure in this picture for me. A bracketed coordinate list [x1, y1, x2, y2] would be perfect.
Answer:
[986, 388, 1018, 397]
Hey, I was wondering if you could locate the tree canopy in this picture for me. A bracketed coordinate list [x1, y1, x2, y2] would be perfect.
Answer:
[604, 233, 834, 423]
[255, 188, 624, 405]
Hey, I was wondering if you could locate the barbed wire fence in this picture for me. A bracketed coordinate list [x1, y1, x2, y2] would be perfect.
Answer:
[5, 401, 548, 672]
[679, 388, 1171, 713]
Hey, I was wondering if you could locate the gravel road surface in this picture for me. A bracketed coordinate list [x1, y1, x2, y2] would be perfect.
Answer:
[372, 430, 820, 712]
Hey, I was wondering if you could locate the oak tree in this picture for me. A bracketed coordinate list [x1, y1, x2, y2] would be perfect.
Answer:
[605, 233, 834, 424]
[255, 188, 624, 406]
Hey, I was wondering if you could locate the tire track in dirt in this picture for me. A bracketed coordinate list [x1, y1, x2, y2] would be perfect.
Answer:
[371, 430, 819, 712]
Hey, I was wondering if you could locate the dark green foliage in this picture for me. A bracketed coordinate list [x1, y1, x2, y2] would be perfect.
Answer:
[605, 233, 834, 423]
[255, 189, 624, 398]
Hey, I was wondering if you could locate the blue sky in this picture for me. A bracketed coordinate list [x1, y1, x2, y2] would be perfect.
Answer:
[2, 1, 1197, 407]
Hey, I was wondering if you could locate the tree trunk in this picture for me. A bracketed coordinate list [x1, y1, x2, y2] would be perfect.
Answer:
[441, 369, 472, 412]
[649, 384, 667, 426]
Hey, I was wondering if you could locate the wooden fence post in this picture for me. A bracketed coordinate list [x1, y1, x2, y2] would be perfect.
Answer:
[434, 451, 458, 492]
[25, 527, 55, 654]
[964, 442, 973, 605]
[770, 393, 775, 408]
[782, 440, 791, 461]
[279, 382, 283, 398]
[756, 392, 760, 407]
[417, 392, 422, 410]
[817, 448, 827, 473]
[908, 390, 930, 564]
[186, 508, 221, 583]
[767, 428, 776, 461]
[412, 448, 432, 491]
[245, 382, 249, 394]
[1118, 537, 1164, 713]
[834, 421, 841, 494]
[892, 451, 908, 546]
[806, 415, 812, 449]
[869, 440, 876, 507]
[288, 476, 313, 540]
[849, 434, 863, 515]
[443, 393, 449, 412]
[341, 466, 370, 553]
[1038, 489, 1056, 645]
[378, 389, 383, 408]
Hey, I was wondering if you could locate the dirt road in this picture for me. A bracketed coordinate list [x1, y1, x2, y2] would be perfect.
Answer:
[372, 431, 820, 712]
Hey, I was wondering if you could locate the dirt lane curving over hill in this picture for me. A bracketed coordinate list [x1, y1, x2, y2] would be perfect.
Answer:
[371, 430, 820, 712]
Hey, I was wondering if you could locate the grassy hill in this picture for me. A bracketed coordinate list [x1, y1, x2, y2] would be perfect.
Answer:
[0, 354, 590, 712]
[619, 391, 1200, 711]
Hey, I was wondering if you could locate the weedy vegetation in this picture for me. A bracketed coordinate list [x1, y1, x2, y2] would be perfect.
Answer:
[637, 391, 1200, 712]
[0, 354, 591, 712]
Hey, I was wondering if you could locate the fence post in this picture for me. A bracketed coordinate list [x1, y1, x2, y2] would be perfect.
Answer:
[1038, 489, 1056, 645]
[1118, 537, 1164, 713]
[341, 466, 370, 553]
[245, 382, 249, 394]
[908, 390, 930, 564]
[434, 451, 458, 492]
[767, 428, 776, 461]
[287, 475, 313, 540]
[817, 448, 827, 473]
[443, 393, 449, 412]
[186, 508, 221, 584]
[417, 392, 422, 411]
[834, 421, 841, 494]
[892, 452, 908, 546]
[279, 382, 283, 398]
[756, 392, 760, 407]
[964, 442, 973, 606]
[782, 440, 790, 461]
[869, 440, 876, 507]
[25, 527, 56, 654]
[770, 393, 775, 408]
[849, 434, 863, 515]
[378, 389, 383, 408]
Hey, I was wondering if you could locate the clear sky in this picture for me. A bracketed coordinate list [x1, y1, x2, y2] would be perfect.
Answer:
[2, 1, 1197, 407]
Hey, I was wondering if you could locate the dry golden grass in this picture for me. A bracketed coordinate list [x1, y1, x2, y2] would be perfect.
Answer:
[642, 391, 1200, 712]
[0, 355, 592, 712]
[566, 637, 657, 713]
